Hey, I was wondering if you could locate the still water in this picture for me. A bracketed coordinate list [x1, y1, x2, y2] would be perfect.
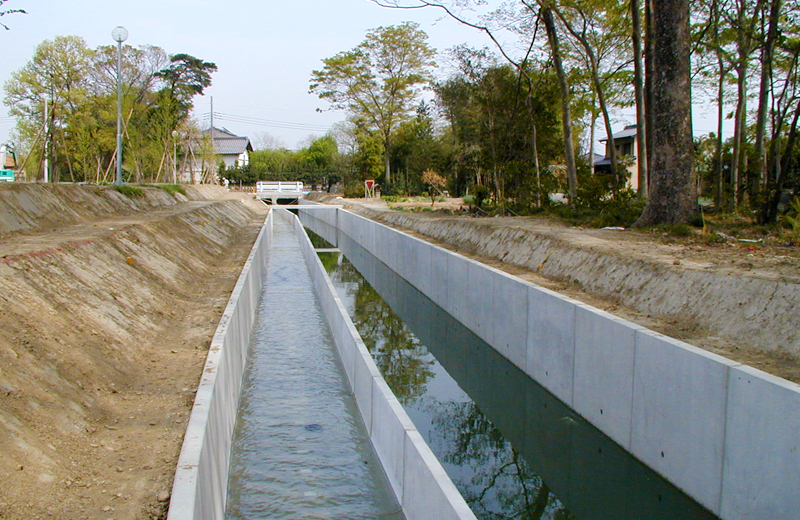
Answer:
[315, 225, 719, 520]
[225, 217, 402, 519]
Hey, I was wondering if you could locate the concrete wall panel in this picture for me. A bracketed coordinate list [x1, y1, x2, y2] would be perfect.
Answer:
[445, 253, 470, 326]
[376, 223, 392, 266]
[573, 306, 642, 449]
[491, 271, 529, 371]
[352, 340, 380, 436]
[631, 330, 738, 512]
[720, 366, 800, 520]
[413, 237, 433, 296]
[370, 378, 413, 501]
[527, 286, 577, 405]
[402, 429, 478, 520]
[396, 233, 414, 287]
[429, 247, 449, 309]
[466, 259, 494, 345]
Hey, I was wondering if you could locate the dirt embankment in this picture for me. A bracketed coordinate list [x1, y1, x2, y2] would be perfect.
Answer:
[312, 194, 800, 383]
[0, 184, 267, 519]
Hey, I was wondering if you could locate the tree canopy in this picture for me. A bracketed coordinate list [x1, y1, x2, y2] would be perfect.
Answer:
[3, 36, 216, 183]
[310, 22, 436, 188]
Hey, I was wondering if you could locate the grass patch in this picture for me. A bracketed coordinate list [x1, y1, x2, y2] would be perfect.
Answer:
[382, 195, 410, 203]
[157, 184, 187, 196]
[113, 185, 144, 198]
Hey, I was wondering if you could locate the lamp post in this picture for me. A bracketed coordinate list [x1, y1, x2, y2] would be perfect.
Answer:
[172, 130, 179, 184]
[112, 26, 128, 186]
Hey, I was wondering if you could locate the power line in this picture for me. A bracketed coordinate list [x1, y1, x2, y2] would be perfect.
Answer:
[197, 111, 332, 132]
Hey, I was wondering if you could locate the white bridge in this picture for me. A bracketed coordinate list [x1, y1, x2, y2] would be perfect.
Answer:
[255, 181, 308, 204]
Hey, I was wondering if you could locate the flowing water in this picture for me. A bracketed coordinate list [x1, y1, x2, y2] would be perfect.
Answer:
[225, 217, 402, 519]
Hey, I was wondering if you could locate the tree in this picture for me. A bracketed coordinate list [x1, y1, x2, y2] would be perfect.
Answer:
[436, 49, 563, 209]
[4, 38, 216, 183]
[422, 169, 446, 206]
[635, 0, 697, 225]
[4, 36, 92, 181]
[310, 22, 436, 188]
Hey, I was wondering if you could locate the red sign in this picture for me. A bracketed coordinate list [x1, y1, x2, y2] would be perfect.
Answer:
[365, 180, 375, 189]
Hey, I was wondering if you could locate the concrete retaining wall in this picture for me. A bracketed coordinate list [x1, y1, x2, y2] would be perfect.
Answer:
[167, 211, 273, 520]
[297, 204, 800, 520]
[285, 208, 477, 520]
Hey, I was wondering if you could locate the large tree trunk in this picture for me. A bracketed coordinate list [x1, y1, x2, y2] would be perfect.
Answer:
[730, 58, 748, 209]
[384, 136, 392, 186]
[753, 0, 781, 207]
[635, 0, 697, 225]
[715, 60, 726, 208]
[631, 0, 649, 198]
[540, 5, 578, 203]
[644, 0, 656, 195]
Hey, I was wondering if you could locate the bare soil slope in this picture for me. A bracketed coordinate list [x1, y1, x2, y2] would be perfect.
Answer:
[0, 184, 267, 519]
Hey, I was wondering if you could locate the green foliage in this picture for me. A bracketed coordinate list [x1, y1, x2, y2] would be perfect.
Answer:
[113, 185, 144, 197]
[435, 49, 563, 208]
[781, 197, 800, 231]
[4, 37, 216, 183]
[310, 22, 436, 184]
[382, 195, 410, 203]
[157, 184, 186, 196]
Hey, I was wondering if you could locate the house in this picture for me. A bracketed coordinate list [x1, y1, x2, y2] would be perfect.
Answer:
[594, 124, 640, 191]
[204, 126, 253, 169]
[183, 127, 253, 184]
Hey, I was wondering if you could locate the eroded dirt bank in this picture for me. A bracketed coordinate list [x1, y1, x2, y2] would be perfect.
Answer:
[0, 184, 267, 519]
[311, 194, 800, 382]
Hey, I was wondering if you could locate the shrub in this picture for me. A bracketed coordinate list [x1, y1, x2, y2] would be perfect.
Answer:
[473, 185, 491, 208]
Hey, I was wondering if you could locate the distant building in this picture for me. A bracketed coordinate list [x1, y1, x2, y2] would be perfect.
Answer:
[184, 127, 252, 184]
[594, 124, 640, 191]
[204, 126, 253, 169]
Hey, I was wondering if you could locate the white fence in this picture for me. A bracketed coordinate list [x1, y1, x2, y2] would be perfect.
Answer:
[255, 181, 304, 193]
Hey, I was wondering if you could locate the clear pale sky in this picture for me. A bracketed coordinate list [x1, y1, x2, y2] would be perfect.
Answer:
[1, 0, 723, 152]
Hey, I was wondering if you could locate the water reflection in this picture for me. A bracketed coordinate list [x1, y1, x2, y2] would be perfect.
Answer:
[324, 248, 574, 519]
[306, 219, 719, 520]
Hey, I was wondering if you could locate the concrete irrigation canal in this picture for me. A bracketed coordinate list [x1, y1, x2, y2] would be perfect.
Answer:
[167, 202, 800, 520]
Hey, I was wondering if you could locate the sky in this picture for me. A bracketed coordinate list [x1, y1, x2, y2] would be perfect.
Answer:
[1, 0, 726, 153]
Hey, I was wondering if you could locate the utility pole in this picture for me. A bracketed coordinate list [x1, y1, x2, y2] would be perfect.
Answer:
[112, 26, 128, 186]
[43, 98, 49, 183]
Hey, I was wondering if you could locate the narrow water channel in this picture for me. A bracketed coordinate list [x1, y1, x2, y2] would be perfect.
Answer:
[225, 216, 402, 519]
[313, 225, 719, 520]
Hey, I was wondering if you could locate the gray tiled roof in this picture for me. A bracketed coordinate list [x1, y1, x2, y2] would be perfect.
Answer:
[599, 124, 638, 143]
[202, 127, 253, 156]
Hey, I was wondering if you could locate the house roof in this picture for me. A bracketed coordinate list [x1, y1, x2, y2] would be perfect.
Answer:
[202, 127, 253, 156]
[599, 124, 638, 143]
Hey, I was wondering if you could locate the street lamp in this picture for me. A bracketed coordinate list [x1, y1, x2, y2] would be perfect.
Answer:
[112, 26, 128, 186]
[172, 130, 179, 184]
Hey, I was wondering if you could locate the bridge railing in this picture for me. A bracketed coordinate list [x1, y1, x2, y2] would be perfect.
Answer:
[256, 181, 303, 193]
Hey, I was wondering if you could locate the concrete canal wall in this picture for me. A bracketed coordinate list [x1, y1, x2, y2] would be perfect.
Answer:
[298, 203, 800, 520]
[168, 208, 475, 520]
[168, 211, 273, 520]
